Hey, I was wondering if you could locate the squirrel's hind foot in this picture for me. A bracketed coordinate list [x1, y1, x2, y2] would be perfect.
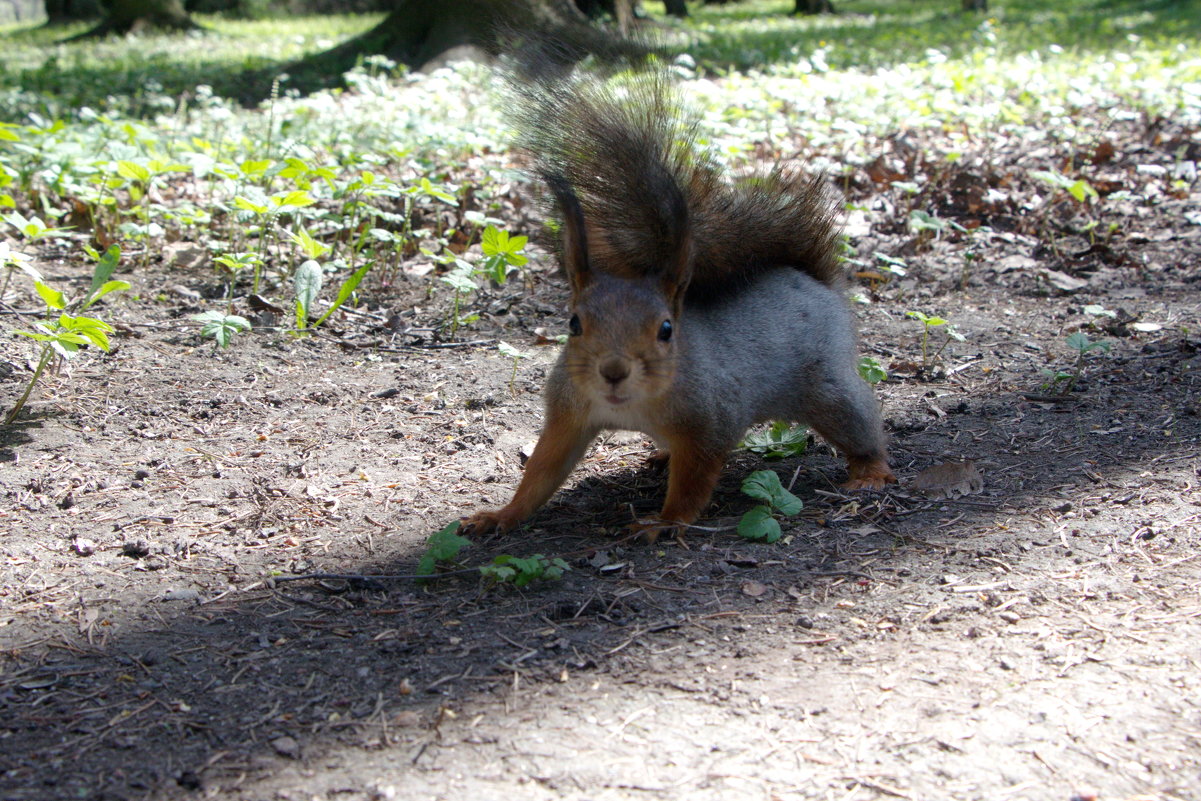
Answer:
[842, 456, 897, 491]
[645, 450, 670, 473]
[626, 518, 687, 545]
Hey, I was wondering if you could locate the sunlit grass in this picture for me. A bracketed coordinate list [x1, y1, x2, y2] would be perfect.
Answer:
[643, 0, 1201, 72]
[0, 14, 380, 120]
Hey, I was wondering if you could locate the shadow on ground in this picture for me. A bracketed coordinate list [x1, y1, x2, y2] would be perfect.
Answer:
[1, 333, 1197, 799]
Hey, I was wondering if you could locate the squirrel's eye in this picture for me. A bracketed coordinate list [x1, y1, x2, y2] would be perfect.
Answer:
[658, 319, 673, 342]
[569, 314, 582, 337]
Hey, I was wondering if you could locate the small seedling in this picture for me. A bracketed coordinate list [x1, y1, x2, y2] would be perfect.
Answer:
[194, 310, 251, 348]
[3, 211, 69, 240]
[1031, 169, 1099, 205]
[5, 246, 128, 424]
[438, 258, 479, 336]
[857, 356, 887, 384]
[292, 259, 323, 330]
[416, 521, 473, 578]
[741, 421, 809, 460]
[906, 311, 965, 370]
[873, 252, 908, 277]
[213, 252, 263, 305]
[1050, 332, 1110, 394]
[479, 224, 528, 285]
[497, 341, 527, 395]
[908, 209, 966, 239]
[480, 554, 570, 587]
[737, 470, 803, 543]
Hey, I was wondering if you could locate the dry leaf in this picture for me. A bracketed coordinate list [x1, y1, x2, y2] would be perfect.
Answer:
[1040, 269, 1089, 293]
[912, 460, 984, 499]
[393, 710, 422, 727]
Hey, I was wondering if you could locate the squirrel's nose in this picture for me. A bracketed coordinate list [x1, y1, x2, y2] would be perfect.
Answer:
[599, 359, 630, 386]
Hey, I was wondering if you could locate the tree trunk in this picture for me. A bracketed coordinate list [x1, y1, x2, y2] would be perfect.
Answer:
[794, 0, 834, 13]
[43, 0, 102, 23]
[664, 0, 687, 17]
[962, 0, 986, 10]
[67, 0, 198, 37]
[305, 0, 640, 78]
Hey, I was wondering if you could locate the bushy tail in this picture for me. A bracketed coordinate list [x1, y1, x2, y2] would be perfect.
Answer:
[512, 68, 841, 295]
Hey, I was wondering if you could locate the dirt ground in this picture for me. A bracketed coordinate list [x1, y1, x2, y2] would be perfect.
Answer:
[2, 114, 1200, 801]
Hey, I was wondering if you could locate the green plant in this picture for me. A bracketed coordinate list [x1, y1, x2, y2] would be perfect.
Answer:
[212, 252, 263, 305]
[1043, 332, 1110, 394]
[3, 211, 69, 240]
[292, 259, 323, 331]
[194, 310, 251, 348]
[5, 246, 128, 425]
[438, 258, 479, 337]
[857, 356, 888, 384]
[908, 209, 966, 240]
[479, 225, 529, 284]
[497, 341, 527, 395]
[742, 421, 809, 460]
[1031, 169, 1099, 205]
[480, 554, 570, 587]
[416, 521, 473, 577]
[905, 311, 965, 370]
[737, 470, 803, 543]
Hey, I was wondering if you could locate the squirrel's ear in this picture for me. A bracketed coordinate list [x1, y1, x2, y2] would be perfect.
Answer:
[545, 173, 592, 294]
[661, 200, 693, 317]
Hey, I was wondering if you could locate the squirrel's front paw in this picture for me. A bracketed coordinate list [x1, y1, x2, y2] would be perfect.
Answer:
[461, 508, 522, 537]
[625, 519, 686, 545]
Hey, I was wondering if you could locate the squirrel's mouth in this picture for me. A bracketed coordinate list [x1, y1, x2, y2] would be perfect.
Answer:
[604, 394, 628, 406]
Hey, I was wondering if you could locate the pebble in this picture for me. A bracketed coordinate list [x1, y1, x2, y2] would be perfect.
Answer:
[73, 538, 96, 556]
[270, 736, 300, 759]
[122, 539, 152, 558]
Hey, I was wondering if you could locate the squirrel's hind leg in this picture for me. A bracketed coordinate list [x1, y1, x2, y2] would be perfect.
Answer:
[801, 368, 896, 491]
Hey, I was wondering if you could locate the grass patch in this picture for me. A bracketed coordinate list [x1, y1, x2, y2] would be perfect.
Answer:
[0, 14, 380, 121]
[645, 0, 1201, 73]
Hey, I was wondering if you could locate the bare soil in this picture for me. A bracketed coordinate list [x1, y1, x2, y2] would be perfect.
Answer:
[1, 115, 1200, 801]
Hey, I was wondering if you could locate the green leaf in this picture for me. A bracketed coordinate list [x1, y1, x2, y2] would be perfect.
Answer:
[194, 311, 251, 348]
[1065, 332, 1092, 352]
[1083, 304, 1116, 319]
[440, 270, 476, 294]
[1068, 179, 1098, 203]
[418, 521, 472, 576]
[80, 280, 129, 310]
[233, 196, 269, 215]
[419, 177, 456, 205]
[292, 259, 323, 329]
[287, 227, 332, 259]
[116, 160, 151, 183]
[742, 421, 808, 459]
[857, 356, 888, 385]
[272, 190, 316, 209]
[737, 505, 782, 543]
[314, 261, 372, 328]
[58, 314, 114, 351]
[497, 341, 524, 359]
[87, 245, 121, 299]
[741, 470, 803, 516]
[481, 224, 505, 256]
[35, 281, 66, 311]
[239, 159, 273, 177]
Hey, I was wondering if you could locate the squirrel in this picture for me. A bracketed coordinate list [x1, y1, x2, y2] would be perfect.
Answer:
[463, 71, 896, 542]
